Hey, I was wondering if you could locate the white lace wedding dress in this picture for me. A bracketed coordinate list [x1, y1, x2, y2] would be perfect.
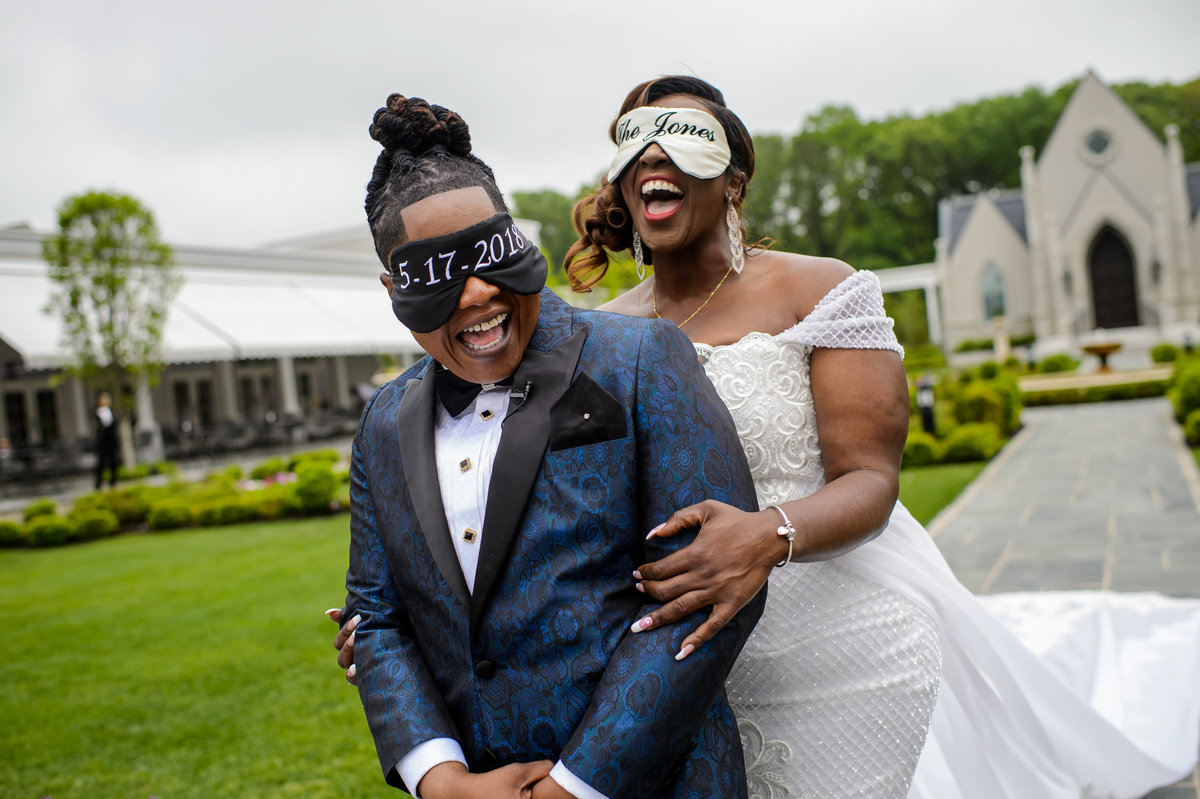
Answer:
[696, 271, 1200, 799]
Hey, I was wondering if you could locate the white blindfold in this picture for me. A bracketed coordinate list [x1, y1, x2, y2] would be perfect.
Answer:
[607, 106, 731, 182]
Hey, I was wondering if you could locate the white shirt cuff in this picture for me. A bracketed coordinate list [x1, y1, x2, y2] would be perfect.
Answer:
[395, 738, 466, 799]
[549, 760, 611, 799]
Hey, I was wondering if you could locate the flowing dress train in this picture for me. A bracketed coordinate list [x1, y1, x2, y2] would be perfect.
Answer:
[697, 270, 1200, 799]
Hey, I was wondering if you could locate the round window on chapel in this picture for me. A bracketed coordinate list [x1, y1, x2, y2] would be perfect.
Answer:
[1086, 129, 1111, 155]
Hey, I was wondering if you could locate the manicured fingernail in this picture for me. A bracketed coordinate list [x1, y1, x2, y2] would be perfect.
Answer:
[632, 570, 643, 580]
[630, 616, 653, 633]
[349, 614, 361, 630]
[646, 524, 664, 539]
[635, 582, 645, 593]
[675, 644, 695, 661]
[347, 664, 357, 678]
[324, 608, 339, 619]
[348, 632, 355, 646]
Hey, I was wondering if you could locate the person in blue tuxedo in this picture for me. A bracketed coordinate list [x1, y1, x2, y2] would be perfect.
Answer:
[341, 93, 765, 799]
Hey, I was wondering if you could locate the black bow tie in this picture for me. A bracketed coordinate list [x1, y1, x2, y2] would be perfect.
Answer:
[434, 366, 513, 417]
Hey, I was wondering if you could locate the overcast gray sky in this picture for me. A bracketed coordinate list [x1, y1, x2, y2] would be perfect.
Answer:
[2, 0, 1196, 250]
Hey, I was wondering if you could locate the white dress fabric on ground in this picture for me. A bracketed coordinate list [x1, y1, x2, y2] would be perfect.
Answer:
[697, 270, 1200, 799]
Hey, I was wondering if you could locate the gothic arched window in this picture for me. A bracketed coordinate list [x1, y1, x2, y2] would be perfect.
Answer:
[982, 262, 1006, 320]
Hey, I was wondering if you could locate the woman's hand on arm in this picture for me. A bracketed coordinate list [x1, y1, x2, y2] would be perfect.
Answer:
[632, 500, 787, 657]
[325, 608, 359, 685]
[632, 336, 910, 658]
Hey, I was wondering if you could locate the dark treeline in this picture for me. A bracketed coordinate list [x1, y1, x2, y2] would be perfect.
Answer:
[516, 76, 1200, 288]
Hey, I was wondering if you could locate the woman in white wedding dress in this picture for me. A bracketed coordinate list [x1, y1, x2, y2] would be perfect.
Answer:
[564, 76, 1200, 799]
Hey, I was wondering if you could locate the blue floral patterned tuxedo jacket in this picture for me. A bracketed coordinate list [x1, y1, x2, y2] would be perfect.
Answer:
[345, 290, 763, 798]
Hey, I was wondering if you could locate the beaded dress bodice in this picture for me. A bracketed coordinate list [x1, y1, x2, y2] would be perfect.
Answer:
[695, 333, 823, 510]
[692, 272, 940, 799]
[694, 269, 903, 508]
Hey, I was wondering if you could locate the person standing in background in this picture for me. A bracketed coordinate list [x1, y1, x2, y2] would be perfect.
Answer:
[94, 392, 118, 490]
[916, 374, 937, 435]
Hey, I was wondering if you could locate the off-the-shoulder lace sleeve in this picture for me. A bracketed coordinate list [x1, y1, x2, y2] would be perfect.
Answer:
[775, 270, 903, 356]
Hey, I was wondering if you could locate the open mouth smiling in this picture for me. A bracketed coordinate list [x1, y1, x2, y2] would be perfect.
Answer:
[641, 178, 684, 219]
[457, 311, 510, 352]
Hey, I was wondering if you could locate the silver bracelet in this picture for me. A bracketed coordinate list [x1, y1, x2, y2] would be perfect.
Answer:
[767, 505, 796, 568]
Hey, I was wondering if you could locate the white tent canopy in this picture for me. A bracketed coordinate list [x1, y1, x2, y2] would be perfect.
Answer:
[0, 228, 423, 372]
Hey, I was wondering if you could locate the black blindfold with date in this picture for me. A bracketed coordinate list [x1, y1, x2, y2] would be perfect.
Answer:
[387, 213, 547, 333]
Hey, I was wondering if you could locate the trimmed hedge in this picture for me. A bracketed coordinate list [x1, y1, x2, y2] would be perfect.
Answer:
[1185, 409, 1200, 447]
[1011, 333, 1036, 348]
[148, 499, 193, 531]
[250, 457, 289, 481]
[903, 344, 948, 372]
[116, 460, 178, 481]
[953, 383, 1006, 430]
[143, 481, 310, 532]
[333, 487, 351, 513]
[1036, 353, 1080, 374]
[903, 431, 940, 467]
[192, 497, 256, 527]
[1168, 360, 1200, 423]
[1151, 343, 1180, 364]
[954, 338, 993, 353]
[25, 515, 75, 547]
[904, 422, 1005, 466]
[251, 485, 302, 520]
[0, 520, 26, 547]
[903, 362, 1022, 467]
[9, 450, 351, 547]
[295, 463, 337, 513]
[105, 489, 155, 526]
[287, 449, 340, 473]
[69, 510, 120, 542]
[23, 498, 56, 523]
[941, 423, 1005, 463]
[1024, 379, 1169, 407]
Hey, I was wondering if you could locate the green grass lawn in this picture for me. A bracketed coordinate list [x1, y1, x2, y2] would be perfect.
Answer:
[0, 515, 395, 799]
[898, 461, 988, 525]
[0, 464, 979, 798]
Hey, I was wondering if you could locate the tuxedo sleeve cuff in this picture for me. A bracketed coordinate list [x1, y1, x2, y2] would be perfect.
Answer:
[396, 738, 466, 799]
[549, 761, 611, 799]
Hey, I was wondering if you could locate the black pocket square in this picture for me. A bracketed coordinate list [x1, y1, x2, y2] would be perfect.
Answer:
[548, 373, 627, 452]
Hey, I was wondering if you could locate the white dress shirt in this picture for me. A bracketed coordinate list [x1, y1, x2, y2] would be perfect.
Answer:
[433, 387, 509, 592]
[394, 386, 607, 799]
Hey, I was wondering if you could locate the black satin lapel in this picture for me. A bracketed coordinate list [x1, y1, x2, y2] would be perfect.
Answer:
[396, 372, 471, 611]
[470, 327, 588, 634]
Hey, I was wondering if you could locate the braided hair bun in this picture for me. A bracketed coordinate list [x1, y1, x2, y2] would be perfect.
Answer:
[369, 94, 473, 158]
[363, 92, 507, 263]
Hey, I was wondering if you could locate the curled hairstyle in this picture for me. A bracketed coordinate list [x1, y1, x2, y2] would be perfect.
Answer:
[564, 76, 756, 291]
[364, 93, 508, 264]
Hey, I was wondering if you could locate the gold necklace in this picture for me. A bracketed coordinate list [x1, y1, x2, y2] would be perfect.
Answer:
[652, 262, 735, 328]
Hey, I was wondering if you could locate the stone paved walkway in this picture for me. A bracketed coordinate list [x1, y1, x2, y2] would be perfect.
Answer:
[930, 397, 1200, 798]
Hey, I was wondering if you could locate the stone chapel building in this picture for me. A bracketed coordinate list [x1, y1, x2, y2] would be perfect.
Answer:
[888, 71, 1200, 356]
